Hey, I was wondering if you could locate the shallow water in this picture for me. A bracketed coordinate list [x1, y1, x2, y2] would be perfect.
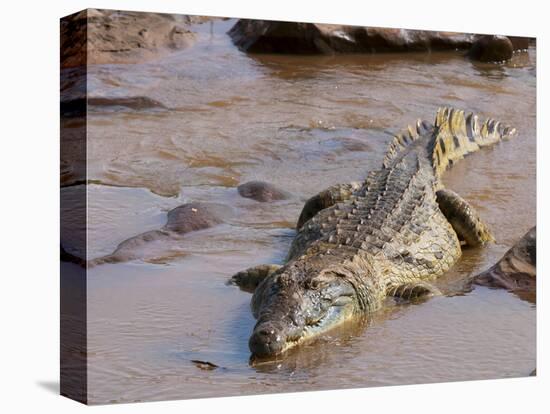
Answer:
[68, 19, 536, 404]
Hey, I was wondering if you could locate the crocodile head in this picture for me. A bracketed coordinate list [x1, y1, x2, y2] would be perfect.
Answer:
[248, 266, 360, 357]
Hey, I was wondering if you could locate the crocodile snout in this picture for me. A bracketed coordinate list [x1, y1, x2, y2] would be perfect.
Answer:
[249, 323, 286, 357]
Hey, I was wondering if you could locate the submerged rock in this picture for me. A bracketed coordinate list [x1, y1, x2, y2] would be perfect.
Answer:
[61, 96, 167, 117]
[87, 96, 167, 110]
[90, 202, 225, 266]
[164, 202, 224, 233]
[191, 360, 221, 371]
[237, 181, 291, 202]
[468, 35, 514, 62]
[472, 226, 536, 303]
[228, 19, 476, 54]
[60, 245, 86, 267]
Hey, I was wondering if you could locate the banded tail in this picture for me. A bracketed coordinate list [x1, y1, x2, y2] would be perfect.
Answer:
[430, 107, 516, 178]
[383, 107, 516, 178]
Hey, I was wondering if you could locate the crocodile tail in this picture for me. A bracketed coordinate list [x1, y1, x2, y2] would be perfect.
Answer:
[431, 107, 516, 178]
[383, 118, 433, 168]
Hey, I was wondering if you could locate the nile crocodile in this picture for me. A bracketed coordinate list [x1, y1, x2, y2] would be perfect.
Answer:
[231, 107, 516, 357]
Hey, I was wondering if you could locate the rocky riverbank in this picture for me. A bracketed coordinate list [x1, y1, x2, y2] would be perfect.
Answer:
[61, 9, 222, 68]
[228, 19, 533, 62]
[61, 11, 533, 68]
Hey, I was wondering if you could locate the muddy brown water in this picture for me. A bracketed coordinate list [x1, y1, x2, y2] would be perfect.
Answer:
[63, 19, 536, 404]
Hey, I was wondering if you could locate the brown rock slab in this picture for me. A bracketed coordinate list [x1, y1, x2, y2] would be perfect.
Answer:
[473, 226, 536, 303]
[228, 19, 476, 54]
[61, 9, 220, 68]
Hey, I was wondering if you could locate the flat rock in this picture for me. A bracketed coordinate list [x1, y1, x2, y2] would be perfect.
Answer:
[228, 20, 533, 63]
[237, 181, 291, 202]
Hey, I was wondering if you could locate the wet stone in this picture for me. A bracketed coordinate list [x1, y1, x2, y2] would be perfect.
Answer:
[468, 35, 514, 62]
[237, 181, 291, 202]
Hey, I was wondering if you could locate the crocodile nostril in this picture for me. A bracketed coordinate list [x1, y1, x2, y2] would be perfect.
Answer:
[249, 324, 285, 357]
[258, 328, 272, 338]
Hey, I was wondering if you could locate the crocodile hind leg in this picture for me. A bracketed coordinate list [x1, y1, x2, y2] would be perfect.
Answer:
[297, 181, 362, 229]
[436, 189, 495, 247]
[229, 264, 281, 293]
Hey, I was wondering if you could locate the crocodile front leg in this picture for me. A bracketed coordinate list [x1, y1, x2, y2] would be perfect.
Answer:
[297, 181, 362, 229]
[229, 264, 281, 293]
[436, 189, 495, 247]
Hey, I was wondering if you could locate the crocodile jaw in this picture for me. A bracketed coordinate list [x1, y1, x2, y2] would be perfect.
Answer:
[249, 297, 357, 358]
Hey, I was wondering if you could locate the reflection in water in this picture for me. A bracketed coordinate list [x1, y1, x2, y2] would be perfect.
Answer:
[470, 51, 534, 80]
[470, 61, 508, 81]
[249, 314, 371, 374]
[76, 18, 537, 404]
